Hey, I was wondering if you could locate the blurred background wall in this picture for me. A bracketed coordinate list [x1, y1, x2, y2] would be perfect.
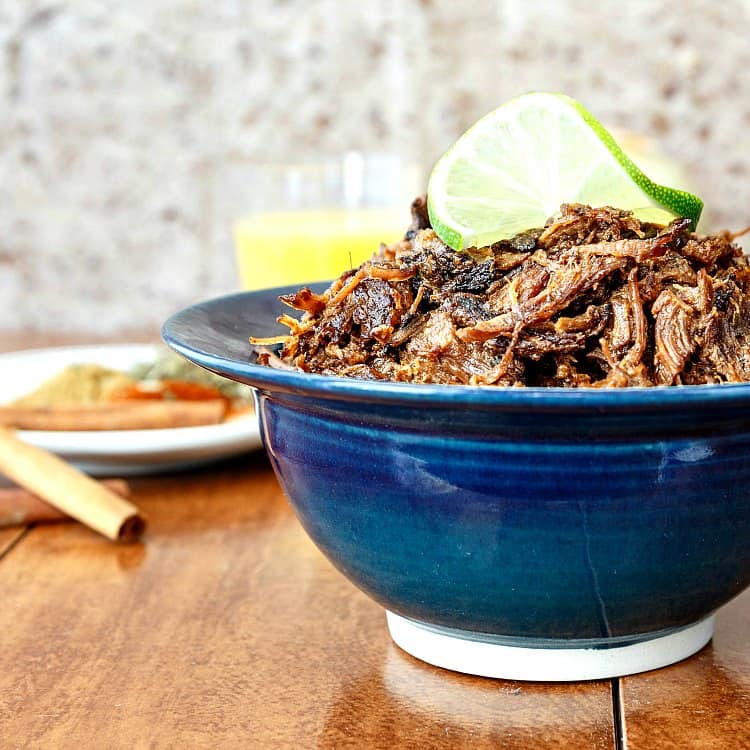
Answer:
[1, 0, 749, 334]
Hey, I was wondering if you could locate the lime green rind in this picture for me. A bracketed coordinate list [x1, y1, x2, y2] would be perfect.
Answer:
[564, 95, 703, 230]
[427, 92, 705, 251]
[427, 198, 464, 251]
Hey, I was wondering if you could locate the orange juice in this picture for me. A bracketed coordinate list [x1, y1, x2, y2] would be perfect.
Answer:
[234, 208, 408, 291]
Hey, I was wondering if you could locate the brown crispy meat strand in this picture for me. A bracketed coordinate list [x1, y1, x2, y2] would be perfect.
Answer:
[457, 221, 686, 344]
[652, 270, 712, 385]
[258, 201, 750, 387]
[681, 269, 750, 384]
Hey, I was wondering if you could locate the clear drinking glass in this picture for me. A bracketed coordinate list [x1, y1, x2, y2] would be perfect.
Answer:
[233, 153, 420, 291]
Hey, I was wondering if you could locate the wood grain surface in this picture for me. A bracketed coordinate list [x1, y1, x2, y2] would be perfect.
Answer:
[0, 454, 616, 749]
[621, 588, 750, 750]
[1, 336, 748, 749]
[0, 331, 158, 353]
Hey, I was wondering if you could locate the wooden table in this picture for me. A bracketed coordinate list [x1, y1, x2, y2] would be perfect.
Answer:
[0, 343, 748, 749]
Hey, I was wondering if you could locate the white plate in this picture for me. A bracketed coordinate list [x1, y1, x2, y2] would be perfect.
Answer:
[0, 343, 262, 475]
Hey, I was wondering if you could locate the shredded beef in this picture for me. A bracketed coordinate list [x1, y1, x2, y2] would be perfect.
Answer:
[255, 201, 750, 387]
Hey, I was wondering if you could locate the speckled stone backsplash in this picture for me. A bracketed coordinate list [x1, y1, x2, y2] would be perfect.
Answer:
[2, 0, 749, 333]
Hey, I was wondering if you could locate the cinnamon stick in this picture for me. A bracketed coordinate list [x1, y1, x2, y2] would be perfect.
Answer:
[0, 428, 145, 542]
[0, 479, 131, 528]
[0, 400, 227, 431]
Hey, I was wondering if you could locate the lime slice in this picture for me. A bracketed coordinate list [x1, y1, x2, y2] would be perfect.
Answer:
[427, 92, 703, 250]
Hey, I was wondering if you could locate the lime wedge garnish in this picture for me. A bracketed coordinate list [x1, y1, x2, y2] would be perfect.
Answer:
[426, 92, 704, 250]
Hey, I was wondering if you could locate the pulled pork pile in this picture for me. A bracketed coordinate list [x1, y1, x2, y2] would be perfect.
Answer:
[256, 200, 750, 387]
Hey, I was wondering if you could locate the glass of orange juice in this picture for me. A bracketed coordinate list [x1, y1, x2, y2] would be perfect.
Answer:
[234, 154, 420, 291]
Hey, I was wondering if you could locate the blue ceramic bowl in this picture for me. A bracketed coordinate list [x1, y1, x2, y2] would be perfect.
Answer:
[163, 286, 750, 680]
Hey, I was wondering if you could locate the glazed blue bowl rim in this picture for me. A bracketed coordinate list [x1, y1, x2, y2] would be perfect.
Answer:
[162, 287, 750, 412]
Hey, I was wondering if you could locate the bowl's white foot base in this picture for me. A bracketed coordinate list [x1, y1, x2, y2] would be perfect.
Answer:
[386, 611, 714, 681]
